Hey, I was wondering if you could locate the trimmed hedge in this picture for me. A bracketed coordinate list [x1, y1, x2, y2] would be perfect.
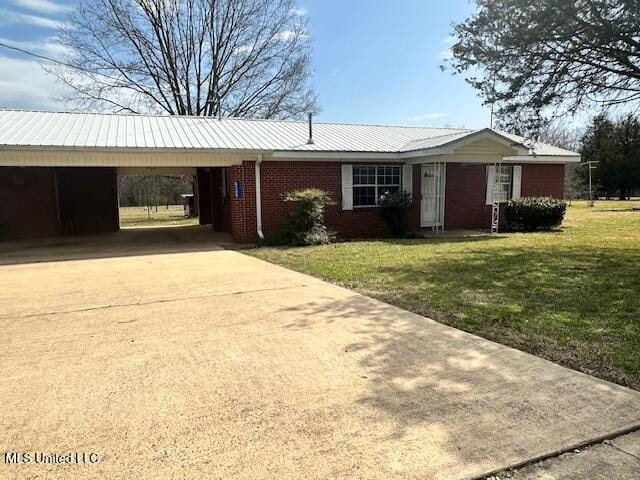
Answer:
[505, 197, 567, 230]
[378, 189, 413, 237]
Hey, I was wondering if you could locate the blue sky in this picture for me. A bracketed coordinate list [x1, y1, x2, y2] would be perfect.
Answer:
[0, 0, 490, 128]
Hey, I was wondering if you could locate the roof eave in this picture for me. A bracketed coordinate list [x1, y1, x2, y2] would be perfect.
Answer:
[0, 145, 273, 156]
[269, 150, 403, 160]
[503, 154, 581, 163]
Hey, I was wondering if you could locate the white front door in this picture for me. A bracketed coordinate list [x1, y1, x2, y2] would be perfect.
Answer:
[421, 163, 445, 227]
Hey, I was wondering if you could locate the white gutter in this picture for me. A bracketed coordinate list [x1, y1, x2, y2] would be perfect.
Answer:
[269, 150, 403, 160]
[255, 153, 265, 240]
[503, 155, 581, 163]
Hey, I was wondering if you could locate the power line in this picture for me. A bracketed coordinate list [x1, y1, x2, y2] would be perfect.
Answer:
[0, 42, 75, 70]
[0, 41, 141, 91]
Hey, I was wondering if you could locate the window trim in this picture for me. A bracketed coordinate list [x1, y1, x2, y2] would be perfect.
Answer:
[352, 165, 402, 207]
[493, 165, 513, 203]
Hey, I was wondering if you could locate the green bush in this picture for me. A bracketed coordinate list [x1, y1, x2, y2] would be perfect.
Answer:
[505, 197, 567, 230]
[378, 189, 413, 237]
[268, 188, 336, 246]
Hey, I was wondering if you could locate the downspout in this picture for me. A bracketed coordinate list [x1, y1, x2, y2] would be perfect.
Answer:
[255, 153, 265, 240]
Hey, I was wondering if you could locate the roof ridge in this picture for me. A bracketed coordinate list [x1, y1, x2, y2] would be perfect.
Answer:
[0, 108, 472, 131]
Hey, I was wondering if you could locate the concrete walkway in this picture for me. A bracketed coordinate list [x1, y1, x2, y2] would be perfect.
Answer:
[1, 239, 640, 479]
[502, 431, 640, 479]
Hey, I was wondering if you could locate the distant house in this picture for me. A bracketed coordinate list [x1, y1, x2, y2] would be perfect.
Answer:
[0, 110, 579, 241]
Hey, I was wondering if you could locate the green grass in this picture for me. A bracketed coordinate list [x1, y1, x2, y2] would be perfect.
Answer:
[247, 200, 640, 390]
[119, 205, 198, 227]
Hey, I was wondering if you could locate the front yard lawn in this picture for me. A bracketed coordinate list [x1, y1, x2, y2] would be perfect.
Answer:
[248, 200, 640, 390]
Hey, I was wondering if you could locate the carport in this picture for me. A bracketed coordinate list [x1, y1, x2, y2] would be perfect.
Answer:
[0, 148, 244, 241]
[0, 110, 273, 243]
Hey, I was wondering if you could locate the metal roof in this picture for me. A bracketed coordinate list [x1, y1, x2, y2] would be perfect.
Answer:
[0, 109, 579, 157]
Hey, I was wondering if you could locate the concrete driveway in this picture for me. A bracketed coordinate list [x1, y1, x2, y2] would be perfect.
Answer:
[2, 236, 640, 479]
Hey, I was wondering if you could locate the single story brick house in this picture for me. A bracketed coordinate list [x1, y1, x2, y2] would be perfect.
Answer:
[0, 109, 580, 242]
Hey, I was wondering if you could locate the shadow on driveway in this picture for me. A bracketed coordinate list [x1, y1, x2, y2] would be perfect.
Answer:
[277, 289, 640, 476]
[0, 225, 236, 266]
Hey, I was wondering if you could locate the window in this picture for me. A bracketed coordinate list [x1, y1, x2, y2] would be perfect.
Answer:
[352, 165, 401, 207]
[493, 166, 513, 203]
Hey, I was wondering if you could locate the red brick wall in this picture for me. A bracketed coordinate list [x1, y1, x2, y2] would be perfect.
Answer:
[229, 162, 256, 242]
[444, 163, 492, 230]
[227, 160, 565, 242]
[444, 162, 565, 230]
[0, 167, 58, 240]
[229, 161, 420, 242]
[521, 164, 565, 198]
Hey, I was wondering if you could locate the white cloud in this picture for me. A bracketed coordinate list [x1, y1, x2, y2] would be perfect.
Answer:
[0, 55, 67, 110]
[292, 7, 307, 16]
[274, 30, 298, 41]
[406, 113, 449, 122]
[234, 44, 253, 54]
[0, 9, 68, 29]
[0, 37, 71, 58]
[10, 0, 71, 15]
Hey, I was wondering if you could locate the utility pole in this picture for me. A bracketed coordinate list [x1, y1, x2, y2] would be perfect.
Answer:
[489, 71, 497, 129]
[580, 161, 597, 207]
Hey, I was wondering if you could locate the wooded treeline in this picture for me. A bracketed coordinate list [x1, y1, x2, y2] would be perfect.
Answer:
[580, 114, 640, 200]
[537, 115, 640, 201]
[118, 175, 194, 207]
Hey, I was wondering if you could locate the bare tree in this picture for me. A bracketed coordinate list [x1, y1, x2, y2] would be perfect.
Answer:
[536, 122, 584, 201]
[537, 123, 582, 153]
[50, 0, 317, 118]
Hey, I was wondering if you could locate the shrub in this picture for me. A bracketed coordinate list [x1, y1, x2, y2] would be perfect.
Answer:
[378, 189, 413, 237]
[269, 188, 336, 246]
[505, 197, 567, 230]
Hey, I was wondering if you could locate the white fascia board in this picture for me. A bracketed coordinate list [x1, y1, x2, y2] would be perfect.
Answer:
[403, 154, 581, 165]
[0, 145, 268, 156]
[269, 151, 403, 160]
[0, 148, 254, 167]
[503, 155, 581, 163]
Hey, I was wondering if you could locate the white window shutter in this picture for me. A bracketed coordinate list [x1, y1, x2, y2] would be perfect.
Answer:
[341, 164, 353, 210]
[485, 165, 495, 205]
[512, 165, 522, 199]
[402, 165, 413, 197]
